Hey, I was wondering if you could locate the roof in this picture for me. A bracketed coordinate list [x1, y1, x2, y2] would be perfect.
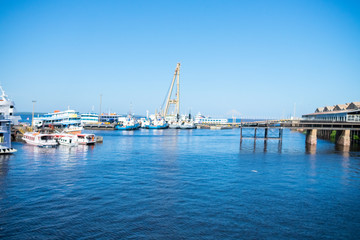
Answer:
[347, 102, 360, 110]
[323, 106, 335, 111]
[303, 109, 360, 117]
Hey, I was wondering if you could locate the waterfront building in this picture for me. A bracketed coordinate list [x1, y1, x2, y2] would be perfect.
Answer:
[99, 113, 122, 123]
[303, 102, 360, 122]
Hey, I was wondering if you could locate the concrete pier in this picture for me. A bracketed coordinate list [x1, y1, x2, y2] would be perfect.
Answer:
[336, 130, 351, 146]
[306, 129, 317, 145]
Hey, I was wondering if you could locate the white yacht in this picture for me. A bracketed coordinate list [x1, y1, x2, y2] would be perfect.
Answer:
[0, 85, 21, 125]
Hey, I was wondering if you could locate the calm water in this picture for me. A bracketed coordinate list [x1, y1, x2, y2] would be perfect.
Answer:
[1, 129, 360, 239]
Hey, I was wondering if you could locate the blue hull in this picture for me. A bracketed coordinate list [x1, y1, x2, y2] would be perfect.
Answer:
[146, 124, 169, 129]
[115, 124, 140, 130]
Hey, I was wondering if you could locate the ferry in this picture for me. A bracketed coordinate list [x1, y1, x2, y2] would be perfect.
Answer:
[0, 85, 21, 125]
[34, 109, 81, 128]
[194, 113, 228, 124]
[115, 116, 140, 130]
[77, 134, 96, 145]
[0, 112, 17, 154]
[80, 113, 99, 125]
[22, 132, 58, 147]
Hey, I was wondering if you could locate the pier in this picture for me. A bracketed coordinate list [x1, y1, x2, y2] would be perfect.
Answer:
[239, 119, 360, 149]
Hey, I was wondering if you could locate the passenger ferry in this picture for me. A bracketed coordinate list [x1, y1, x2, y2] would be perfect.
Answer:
[80, 113, 99, 125]
[34, 109, 81, 128]
[22, 132, 58, 147]
[194, 113, 228, 124]
[0, 85, 21, 125]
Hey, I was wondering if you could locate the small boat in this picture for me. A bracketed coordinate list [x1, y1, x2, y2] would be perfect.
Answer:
[180, 121, 196, 129]
[139, 118, 151, 128]
[77, 134, 96, 145]
[22, 132, 58, 147]
[115, 116, 140, 130]
[147, 116, 169, 129]
[58, 136, 78, 147]
[169, 122, 180, 129]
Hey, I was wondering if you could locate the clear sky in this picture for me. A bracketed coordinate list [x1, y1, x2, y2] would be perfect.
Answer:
[0, 0, 359, 118]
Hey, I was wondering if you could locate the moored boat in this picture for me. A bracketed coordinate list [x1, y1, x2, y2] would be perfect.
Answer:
[180, 120, 196, 129]
[115, 116, 140, 130]
[58, 135, 78, 147]
[147, 116, 169, 129]
[22, 132, 58, 147]
[77, 134, 96, 145]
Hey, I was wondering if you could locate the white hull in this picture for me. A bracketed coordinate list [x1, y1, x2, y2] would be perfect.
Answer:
[0, 147, 17, 154]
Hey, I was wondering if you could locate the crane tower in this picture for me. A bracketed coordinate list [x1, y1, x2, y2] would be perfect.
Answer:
[162, 63, 180, 119]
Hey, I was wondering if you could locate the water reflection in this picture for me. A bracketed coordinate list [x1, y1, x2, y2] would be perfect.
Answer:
[240, 139, 282, 153]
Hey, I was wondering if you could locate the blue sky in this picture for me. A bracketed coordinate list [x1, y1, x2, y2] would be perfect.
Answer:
[0, 0, 359, 118]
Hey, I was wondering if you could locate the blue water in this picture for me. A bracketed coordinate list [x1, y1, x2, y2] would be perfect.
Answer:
[1, 128, 360, 239]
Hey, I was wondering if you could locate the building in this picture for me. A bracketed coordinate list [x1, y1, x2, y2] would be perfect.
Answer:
[303, 102, 360, 122]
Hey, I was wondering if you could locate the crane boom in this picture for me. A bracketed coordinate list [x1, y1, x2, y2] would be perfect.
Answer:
[163, 63, 180, 118]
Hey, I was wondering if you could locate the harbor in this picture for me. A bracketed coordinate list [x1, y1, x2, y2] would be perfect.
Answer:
[1, 1, 360, 239]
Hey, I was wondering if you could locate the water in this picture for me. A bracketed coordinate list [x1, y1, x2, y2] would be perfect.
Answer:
[1, 129, 360, 239]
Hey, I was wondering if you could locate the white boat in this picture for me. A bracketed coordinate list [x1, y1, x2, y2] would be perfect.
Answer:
[33, 109, 81, 128]
[77, 134, 96, 145]
[0, 146, 17, 154]
[147, 116, 169, 129]
[115, 115, 140, 130]
[58, 136, 78, 147]
[180, 121, 196, 129]
[0, 85, 21, 125]
[169, 122, 180, 129]
[22, 132, 58, 147]
[194, 113, 228, 124]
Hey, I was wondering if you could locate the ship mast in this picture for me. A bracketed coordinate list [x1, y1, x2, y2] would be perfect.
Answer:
[163, 63, 180, 118]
